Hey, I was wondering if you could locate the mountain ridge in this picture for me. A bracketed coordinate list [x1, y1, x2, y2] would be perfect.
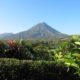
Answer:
[0, 22, 68, 40]
[0, 33, 13, 39]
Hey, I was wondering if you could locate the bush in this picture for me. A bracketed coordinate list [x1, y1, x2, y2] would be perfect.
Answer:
[0, 58, 79, 80]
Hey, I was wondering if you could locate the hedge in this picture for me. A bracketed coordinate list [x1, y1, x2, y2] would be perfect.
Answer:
[0, 58, 79, 80]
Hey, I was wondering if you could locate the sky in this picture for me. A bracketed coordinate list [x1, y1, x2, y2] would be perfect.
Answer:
[0, 0, 80, 34]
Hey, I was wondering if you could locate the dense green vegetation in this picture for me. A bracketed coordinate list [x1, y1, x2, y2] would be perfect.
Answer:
[0, 58, 79, 80]
[0, 35, 80, 80]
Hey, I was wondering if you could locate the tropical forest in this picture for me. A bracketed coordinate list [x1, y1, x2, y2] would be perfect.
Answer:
[0, 35, 80, 80]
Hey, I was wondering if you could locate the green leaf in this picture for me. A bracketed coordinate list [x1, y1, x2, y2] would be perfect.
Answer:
[75, 42, 80, 45]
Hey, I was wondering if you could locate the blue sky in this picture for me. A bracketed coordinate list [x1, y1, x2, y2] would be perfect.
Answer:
[0, 0, 80, 34]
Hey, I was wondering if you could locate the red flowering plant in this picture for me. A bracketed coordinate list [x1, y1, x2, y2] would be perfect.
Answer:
[5, 40, 21, 58]
[7, 40, 16, 48]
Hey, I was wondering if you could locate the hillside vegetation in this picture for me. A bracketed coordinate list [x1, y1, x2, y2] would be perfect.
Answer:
[0, 35, 80, 80]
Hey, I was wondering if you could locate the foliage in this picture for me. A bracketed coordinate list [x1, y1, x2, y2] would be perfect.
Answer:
[0, 58, 79, 80]
[0, 35, 80, 79]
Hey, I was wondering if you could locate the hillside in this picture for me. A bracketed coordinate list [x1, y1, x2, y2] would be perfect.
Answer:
[0, 33, 13, 39]
[0, 22, 67, 40]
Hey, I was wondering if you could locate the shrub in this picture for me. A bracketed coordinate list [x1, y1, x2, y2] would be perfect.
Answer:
[0, 58, 79, 80]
